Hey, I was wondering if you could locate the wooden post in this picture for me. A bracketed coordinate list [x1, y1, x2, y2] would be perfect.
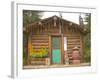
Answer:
[49, 35, 51, 65]
[80, 34, 85, 63]
[61, 35, 64, 64]
[27, 33, 32, 65]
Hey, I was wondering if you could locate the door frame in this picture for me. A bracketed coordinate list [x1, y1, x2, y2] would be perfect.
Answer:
[49, 34, 64, 65]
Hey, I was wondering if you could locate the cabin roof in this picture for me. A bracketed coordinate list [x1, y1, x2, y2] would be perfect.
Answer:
[29, 15, 80, 26]
[27, 15, 86, 34]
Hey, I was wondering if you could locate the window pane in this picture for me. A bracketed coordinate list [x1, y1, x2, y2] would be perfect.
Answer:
[52, 37, 60, 49]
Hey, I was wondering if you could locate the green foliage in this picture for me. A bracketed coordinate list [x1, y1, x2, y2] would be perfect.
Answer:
[23, 48, 27, 65]
[23, 10, 43, 27]
[83, 47, 91, 62]
[83, 13, 91, 63]
[40, 48, 48, 58]
[23, 10, 43, 65]
[30, 48, 48, 58]
[84, 13, 91, 32]
[83, 33, 91, 62]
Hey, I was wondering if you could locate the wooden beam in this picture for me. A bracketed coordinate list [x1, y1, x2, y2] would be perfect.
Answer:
[49, 35, 52, 65]
[61, 35, 64, 64]
[80, 34, 84, 62]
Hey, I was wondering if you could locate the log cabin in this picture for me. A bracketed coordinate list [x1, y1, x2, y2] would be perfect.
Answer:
[25, 15, 86, 65]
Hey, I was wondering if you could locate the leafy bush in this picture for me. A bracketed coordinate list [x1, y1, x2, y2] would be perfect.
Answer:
[83, 47, 91, 62]
[23, 48, 27, 65]
[30, 48, 48, 58]
[83, 33, 91, 63]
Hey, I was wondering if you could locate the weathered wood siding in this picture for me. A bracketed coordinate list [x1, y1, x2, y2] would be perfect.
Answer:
[30, 24, 83, 55]
[31, 34, 49, 50]
[29, 15, 84, 57]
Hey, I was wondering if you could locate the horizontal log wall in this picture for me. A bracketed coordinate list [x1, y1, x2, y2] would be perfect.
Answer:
[62, 24, 82, 52]
[64, 33, 82, 53]
[31, 34, 49, 50]
[30, 24, 83, 55]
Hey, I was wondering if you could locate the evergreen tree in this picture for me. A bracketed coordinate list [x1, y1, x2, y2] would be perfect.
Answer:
[23, 10, 43, 65]
[23, 10, 43, 27]
[83, 13, 91, 62]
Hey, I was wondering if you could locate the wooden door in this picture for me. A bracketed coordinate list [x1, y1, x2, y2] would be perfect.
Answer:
[51, 36, 61, 64]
